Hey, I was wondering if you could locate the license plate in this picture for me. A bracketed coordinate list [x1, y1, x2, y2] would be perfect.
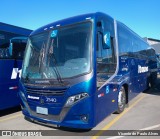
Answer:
[36, 106, 48, 115]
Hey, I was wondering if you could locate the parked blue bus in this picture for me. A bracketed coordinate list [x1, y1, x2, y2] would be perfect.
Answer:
[19, 12, 157, 129]
[0, 22, 32, 110]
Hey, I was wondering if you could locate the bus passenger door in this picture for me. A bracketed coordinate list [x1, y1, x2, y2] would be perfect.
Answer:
[95, 28, 117, 124]
[96, 31, 116, 87]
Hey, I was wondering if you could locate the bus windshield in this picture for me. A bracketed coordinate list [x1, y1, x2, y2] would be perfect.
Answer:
[10, 37, 27, 59]
[22, 22, 92, 80]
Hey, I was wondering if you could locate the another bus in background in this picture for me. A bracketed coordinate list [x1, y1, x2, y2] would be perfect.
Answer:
[0, 22, 32, 110]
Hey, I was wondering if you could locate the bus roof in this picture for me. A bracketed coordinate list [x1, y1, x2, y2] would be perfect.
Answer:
[31, 12, 114, 35]
[0, 22, 32, 36]
[10, 36, 28, 40]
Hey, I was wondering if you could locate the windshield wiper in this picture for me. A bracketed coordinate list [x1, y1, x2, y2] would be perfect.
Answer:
[48, 52, 64, 86]
[24, 73, 30, 83]
[39, 42, 46, 73]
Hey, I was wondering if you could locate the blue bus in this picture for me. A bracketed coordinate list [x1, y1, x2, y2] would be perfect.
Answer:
[0, 22, 32, 110]
[19, 12, 157, 129]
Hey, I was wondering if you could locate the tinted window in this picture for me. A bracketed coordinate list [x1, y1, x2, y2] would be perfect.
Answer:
[117, 22, 149, 58]
[0, 31, 27, 59]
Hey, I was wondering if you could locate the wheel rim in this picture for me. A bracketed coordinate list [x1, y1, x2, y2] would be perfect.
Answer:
[149, 82, 151, 88]
[118, 88, 126, 111]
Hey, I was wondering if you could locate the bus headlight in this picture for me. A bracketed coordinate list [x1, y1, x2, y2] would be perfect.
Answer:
[65, 93, 89, 107]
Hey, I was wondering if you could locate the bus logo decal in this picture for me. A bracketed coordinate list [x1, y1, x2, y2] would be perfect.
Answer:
[11, 68, 22, 79]
[40, 98, 44, 104]
[138, 65, 148, 73]
[28, 95, 40, 100]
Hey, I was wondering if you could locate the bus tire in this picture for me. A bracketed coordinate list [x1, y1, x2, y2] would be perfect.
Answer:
[147, 78, 152, 89]
[116, 86, 126, 114]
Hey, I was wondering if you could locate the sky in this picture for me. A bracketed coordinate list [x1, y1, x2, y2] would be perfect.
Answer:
[0, 0, 160, 39]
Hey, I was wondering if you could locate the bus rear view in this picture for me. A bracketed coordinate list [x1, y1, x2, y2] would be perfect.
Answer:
[19, 12, 157, 129]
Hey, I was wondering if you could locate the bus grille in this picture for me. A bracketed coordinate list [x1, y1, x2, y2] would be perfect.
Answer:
[25, 87, 67, 95]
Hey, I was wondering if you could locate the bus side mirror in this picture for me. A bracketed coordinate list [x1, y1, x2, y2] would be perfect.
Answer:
[103, 32, 111, 49]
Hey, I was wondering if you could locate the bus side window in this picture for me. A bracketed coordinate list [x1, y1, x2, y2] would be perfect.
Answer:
[97, 31, 115, 71]
[96, 31, 103, 58]
[0, 48, 10, 58]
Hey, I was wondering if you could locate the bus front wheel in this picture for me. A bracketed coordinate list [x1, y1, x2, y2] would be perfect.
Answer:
[117, 86, 126, 114]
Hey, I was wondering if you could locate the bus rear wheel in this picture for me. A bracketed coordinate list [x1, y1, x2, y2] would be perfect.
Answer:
[117, 86, 126, 114]
[147, 77, 152, 89]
